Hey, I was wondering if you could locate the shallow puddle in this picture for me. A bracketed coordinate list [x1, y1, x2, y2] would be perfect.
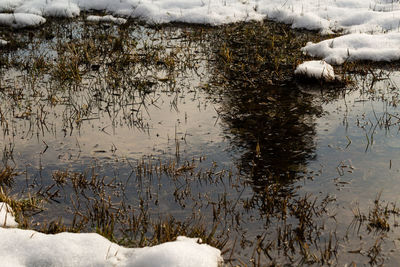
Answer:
[1, 20, 400, 265]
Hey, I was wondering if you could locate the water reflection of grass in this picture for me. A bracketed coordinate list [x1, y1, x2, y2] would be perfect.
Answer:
[0, 16, 400, 265]
[0, 20, 209, 137]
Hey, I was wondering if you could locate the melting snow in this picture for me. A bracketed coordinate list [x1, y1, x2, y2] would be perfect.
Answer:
[302, 32, 400, 65]
[87, 15, 127, 25]
[0, 13, 45, 28]
[295, 60, 335, 81]
[0, 202, 222, 267]
[0, 202, 18, 227]
[0, 1, 398, 64]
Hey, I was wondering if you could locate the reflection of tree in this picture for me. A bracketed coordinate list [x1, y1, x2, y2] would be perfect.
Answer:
[207, 22, 344, 264]
[211, 22, 324, 188]
[220, 85, 321, 185]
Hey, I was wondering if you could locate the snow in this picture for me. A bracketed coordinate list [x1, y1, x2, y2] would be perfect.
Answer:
[0, 202, 18, 227]
[302, 32, 400, 65]
[87, 15, 127, 25]
[0, 0, 399, 63]
[295, 60, 335, 81]
[0, 203, 222, 267]
[0, 229, 222, 267]
[0, 0, 397, 30]
[14, 1, 79, 18]
[124, 236, 222, 267]
[0, 39, 8, 45]
[0, 13, 45, 28]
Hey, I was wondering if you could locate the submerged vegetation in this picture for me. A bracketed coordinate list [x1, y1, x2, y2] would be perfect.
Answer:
[1, 15, 400, 266]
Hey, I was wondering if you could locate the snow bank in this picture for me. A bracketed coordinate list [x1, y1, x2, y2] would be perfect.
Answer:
[0, 203, 222, 267]
[0, 0, 23, 12]
[1, 1, 400, 61]
[14, 0, 79, 18]
[0, 13, 45, 28]
[0, 229, 222, 267]
[87, 15, 127, 25]
[0, 0, 264, 25]
[302, 32, 400, 65]
[295, 60, 335, 81]
[0, 202, 18, 227]
[124, 236, 222, 267]
[0, 0, 397, 30]
[1, 0, 400, 63]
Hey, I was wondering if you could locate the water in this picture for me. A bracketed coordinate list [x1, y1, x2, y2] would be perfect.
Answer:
[1, 20, 400, 265]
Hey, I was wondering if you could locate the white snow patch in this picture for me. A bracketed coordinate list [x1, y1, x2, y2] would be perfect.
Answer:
[0, 228, 222, 267]
[0, 0, 399, 31]
[0, 204, 222, 267]
[0, 38, 8, 45]
[295, 60, 335, 81]
[0, 202, 18, 227]
[124, 236, 222, 267]
[87, 15, 127, 25]
[302, 32, 400, 65]
[0, 13, 45, 28]
[0, 0, 23, 12]
[15, 0, 80, 17]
